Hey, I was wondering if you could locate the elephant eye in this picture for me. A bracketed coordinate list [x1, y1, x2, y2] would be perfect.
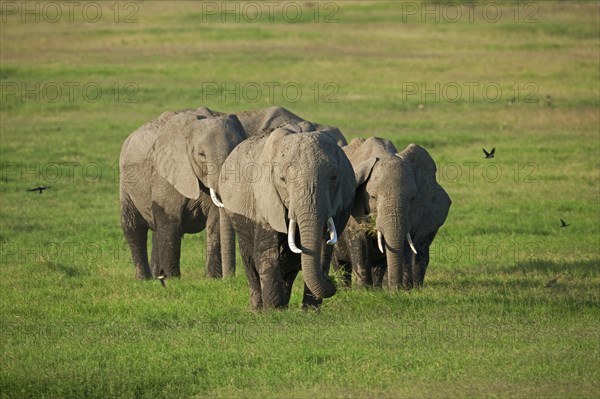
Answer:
[280, 176, 286, 182]
[198, 152, 206, 160]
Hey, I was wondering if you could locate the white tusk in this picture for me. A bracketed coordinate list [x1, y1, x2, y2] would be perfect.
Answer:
[377, 231, 384, 253]
[407, 233, 418, 255]
[287, 219, 302, 254]
[326, 217, 337, 246]
[210, 188, 224, 208]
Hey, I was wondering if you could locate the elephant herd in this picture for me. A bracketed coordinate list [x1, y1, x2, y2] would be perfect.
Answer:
[119, 106, 451, 310]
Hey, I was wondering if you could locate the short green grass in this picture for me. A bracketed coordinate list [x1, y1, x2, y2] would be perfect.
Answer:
[1, 1, 599, 398]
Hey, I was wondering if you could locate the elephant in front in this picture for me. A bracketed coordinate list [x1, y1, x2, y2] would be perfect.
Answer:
[333, 137, 451, 289]
[219, 123, 356, 309]
[119, 108, 246, 279]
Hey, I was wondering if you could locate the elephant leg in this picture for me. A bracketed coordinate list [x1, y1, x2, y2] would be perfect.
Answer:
[205, 207, 223, 278]
[280, 241, 301, 306]
[402, 242, 414, 289]
[302, 283, 322, 309]
[351, 236, 372, 289]
[282, 269, 299, 306]
[254, 224, 285, 309]
[371, 259, 386, 288]
[231, 214, 262, 310]
[219, 208, 236, 277]
[413, 231, 436, 287]
[150, 231, 158, 277]
[121, 201, 151, 279]
[331, 231, 352, 287]
[151, 203, 182, 277]
[239, 233, 262, 310]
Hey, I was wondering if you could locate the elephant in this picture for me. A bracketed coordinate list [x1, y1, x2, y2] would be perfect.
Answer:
[209, 105, 348, 145]
[119, 108, 247, 280]
[218, 122, 356, 310]
[332, 137, 451, 289]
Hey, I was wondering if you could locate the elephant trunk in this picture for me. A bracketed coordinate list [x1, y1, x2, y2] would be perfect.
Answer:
[296, 213, 336, 301]
[219, 208, 235, 277]
[379, 199, 411, 290]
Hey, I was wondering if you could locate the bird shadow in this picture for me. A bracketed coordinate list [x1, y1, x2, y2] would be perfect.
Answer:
[43, 261, 87, 278]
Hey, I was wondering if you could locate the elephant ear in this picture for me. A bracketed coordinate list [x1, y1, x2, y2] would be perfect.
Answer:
[351, 157, 378, 217]
[153, 113, 200, 200]
[397, 144, 451, 239]
[253, 127, 296, 233]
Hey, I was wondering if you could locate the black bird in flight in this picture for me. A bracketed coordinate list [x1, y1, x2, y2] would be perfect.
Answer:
[158, 275, 166, 288]
[483, 148, 495, 159]
[28, 186, 50, 194]
[560, 219, 570, 228]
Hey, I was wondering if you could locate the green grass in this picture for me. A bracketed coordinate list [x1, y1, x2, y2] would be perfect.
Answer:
[1, 1, 599, 398]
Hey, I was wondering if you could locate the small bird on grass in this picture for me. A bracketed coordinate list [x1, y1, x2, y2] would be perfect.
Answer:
[158, 275, 166, 288]
[560, 219, 570, 228]
[546, 94, 553, 108]
[483, 148, 495, 159]
[27, 186, 50, 194]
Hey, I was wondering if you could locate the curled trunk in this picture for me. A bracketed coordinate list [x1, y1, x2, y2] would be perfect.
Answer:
[297, 217, 336, 300]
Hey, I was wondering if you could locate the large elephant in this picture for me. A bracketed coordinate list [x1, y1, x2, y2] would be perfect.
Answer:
[119, 108, 246, 280]
[333, 137, 451, 289]
[218, 123, 356, 309]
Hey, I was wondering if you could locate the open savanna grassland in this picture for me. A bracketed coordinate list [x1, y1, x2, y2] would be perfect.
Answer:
[0, 1, 598, 398]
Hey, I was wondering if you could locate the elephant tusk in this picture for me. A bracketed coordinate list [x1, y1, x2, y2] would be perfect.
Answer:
[326, 217, 337, 246]
[287, 219, 302, 254]
[377, 231, 384, 253]
[407, 233, 418, 255]
[209, 188, 225, 208]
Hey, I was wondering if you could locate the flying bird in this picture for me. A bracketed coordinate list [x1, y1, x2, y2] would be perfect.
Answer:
[28, 186, 50, 194]
[158, 275, 166, 288]
[483, 148, 495, 159]
[560, 219, 570, 228]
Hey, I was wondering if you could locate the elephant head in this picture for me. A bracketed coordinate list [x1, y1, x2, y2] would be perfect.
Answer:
[152, 111, 246, 203]
[346, 138, 451, 289]
[220, 124, 356, 299]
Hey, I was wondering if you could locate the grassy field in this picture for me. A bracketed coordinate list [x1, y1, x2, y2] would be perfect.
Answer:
[1, 1, 599, 398]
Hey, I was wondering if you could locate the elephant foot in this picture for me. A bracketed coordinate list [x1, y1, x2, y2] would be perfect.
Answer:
[135, 265, 152, 280]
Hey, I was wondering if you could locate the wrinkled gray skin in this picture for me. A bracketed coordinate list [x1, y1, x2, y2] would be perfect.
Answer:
[211, 105, 348, 146]
[120, 108, 246, 279]
[333, 137, 451, 289]
[219, 123, 356, 310]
